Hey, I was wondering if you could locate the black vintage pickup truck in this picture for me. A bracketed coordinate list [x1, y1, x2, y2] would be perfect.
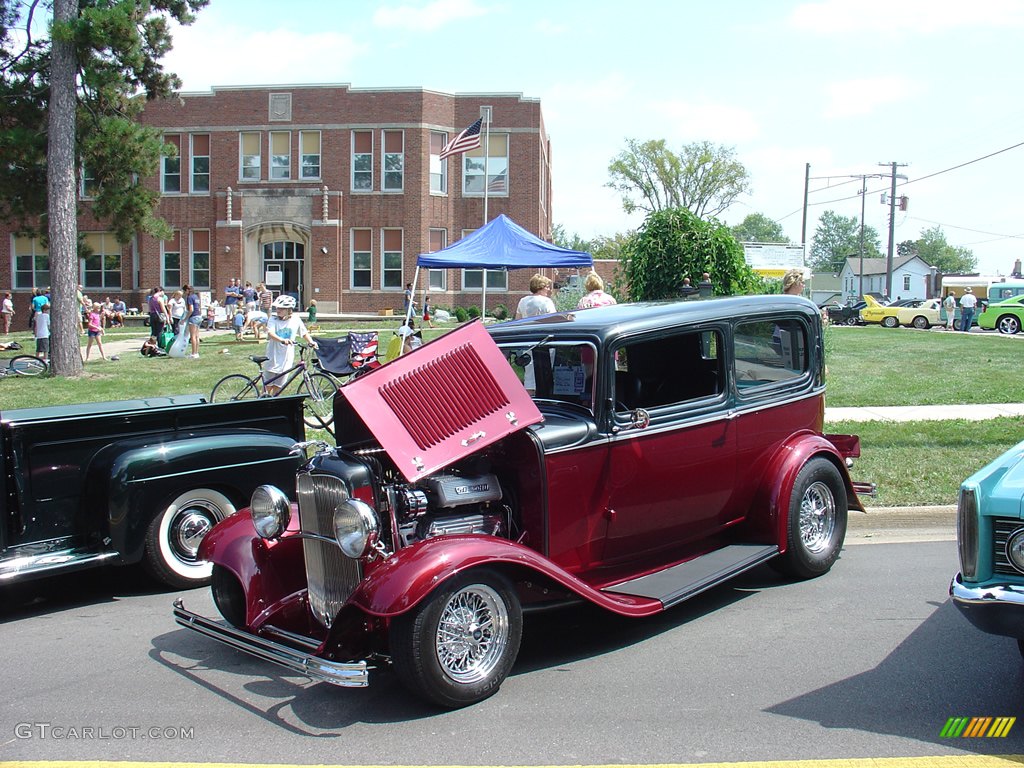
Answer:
[1, 394, 306, 588]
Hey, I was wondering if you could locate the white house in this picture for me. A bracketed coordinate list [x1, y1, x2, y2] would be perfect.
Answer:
[837, 255, 936, 303]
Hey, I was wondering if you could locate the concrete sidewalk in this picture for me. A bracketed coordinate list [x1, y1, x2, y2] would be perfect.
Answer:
[825, 403, 1024, 422]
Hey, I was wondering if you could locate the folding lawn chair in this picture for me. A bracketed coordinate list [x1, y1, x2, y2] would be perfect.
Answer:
[313, 336, 354, 377]
[348, 331, 381, 372]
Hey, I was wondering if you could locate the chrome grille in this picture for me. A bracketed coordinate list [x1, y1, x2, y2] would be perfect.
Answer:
[296, 472, 363, 628]
[993, 518, 1024, 575]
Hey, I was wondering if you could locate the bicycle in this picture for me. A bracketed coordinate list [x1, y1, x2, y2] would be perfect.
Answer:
[0, 354, 48, 378]
[209, 342, 340, 429]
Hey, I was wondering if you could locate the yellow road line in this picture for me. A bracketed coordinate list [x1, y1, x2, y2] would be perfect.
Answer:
[4, 759, 1024, 768]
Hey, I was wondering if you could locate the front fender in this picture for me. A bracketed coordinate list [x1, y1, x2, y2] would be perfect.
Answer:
[99, 431, 302, 564]
[348, 535, 663, 618]
[758, 432, 863, 551]
[198, 505, 307, 626]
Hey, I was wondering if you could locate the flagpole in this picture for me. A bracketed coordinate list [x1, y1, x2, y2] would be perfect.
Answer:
[480, 105, 491, 319]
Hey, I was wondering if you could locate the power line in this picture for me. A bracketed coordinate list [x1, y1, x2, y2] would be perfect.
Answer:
[906, 216, 1024, 241]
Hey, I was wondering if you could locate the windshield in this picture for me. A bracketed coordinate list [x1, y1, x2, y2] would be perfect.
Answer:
[498, 341, 597, 411]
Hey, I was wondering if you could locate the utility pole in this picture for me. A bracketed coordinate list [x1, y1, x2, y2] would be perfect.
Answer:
[801, 163, 810, 258]
[879, 161, 907, 299]
[858, 175, 867, 300]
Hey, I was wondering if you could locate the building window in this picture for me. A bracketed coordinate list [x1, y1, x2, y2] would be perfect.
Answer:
[903, 274, 911, 292]
[352, 131, 373, 191]
[428, 228, 447, 290]
[462, 269, 508, 291]
[80, 165, 99, 199]
[383, 130, 404, 191]
[191, 133, 210, 193]
[191, 230, 210, 288]
[463, 133, 508, 196]
[162, 134, 181, 193]
[240, 132, 261, 181]
[82, 232, 121, 289]
[382, 229, 403, 289]
[270, 131, 291, 180]
[429, 131, 447, 194]
[13, 236, 49, 289]
[351, 229, 371, 289]
[300, 131, 321, 179]
[163, 231, 181, 288]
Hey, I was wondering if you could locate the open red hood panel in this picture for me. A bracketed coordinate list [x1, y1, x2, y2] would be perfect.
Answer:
[338, 321, 543, 482]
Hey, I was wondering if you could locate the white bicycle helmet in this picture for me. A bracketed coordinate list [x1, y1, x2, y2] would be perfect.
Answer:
[271, 295, 297, 310]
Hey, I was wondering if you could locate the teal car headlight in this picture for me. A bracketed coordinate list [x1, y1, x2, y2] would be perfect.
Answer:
[1007, 529, 1024, 573]
[251, 485, 291, 539]
[333, 498, 379, 558]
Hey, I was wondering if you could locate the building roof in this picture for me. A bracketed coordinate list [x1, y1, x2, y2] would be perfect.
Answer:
[842, 254, 931, 276]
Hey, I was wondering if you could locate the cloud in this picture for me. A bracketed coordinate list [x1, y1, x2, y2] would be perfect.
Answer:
[790, 0, 1024, 34]
[655, 101, 761, 144]
[822, 76, 915, 119]
[372, 0, 488, 31]
[164, 22, 365, 92]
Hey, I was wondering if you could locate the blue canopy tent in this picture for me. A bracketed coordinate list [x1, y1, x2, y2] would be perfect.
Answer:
[410, 214, 592, 325]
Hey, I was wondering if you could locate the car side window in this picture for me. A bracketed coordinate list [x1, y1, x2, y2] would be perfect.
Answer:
[734, 318, 808, 390]
[613, 329, 722, 412]
[502, 342, 596, 410]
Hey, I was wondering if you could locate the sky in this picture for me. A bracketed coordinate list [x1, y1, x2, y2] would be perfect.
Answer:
[162, 0, 1024, 275]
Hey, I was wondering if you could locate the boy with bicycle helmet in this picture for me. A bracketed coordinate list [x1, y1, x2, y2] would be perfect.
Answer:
[264, 295, 317, 395]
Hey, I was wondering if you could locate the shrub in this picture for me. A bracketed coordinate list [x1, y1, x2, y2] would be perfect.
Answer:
[490, 303, 509, 320]
[467, 305, 481, 319]
[453, 306, 469, 323]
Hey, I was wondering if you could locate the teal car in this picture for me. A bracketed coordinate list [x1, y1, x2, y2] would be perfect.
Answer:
[978, 294, 1024, 334]
[951, 440, 1024, 653]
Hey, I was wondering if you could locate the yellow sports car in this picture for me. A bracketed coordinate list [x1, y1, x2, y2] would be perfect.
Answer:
[858, 295, 899, 326]
[895, 298, 942, 329]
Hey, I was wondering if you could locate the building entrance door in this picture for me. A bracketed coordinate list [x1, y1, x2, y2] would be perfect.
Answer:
[261, 241, 305, 307]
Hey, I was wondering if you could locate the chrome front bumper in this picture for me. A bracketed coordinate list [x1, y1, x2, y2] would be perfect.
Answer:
[949, 573, 1024, 640]
[172, 599, 369, 687]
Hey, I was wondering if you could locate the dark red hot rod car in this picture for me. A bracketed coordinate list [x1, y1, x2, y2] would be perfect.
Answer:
[175, 295, 870, 707]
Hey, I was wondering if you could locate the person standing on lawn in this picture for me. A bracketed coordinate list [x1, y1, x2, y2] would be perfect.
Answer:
[1, 291, 14, 335]
[959, 287, 978, 332]
[263, 295, 317, 396]
[84, 302, 106, 361]
[943, 292, 957, 330]
[184, 284, 202, 358]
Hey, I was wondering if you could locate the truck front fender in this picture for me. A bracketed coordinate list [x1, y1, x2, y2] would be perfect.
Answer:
[97, 431, 302, 564]
[347, 534, 664, 619]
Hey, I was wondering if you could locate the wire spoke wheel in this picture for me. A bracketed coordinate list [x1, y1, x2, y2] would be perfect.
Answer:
[211, 373, 260, 402]
[9, 355, 47, 376]
[300, 372, 337, 428]
[435, 584, 509, 685]
[799, 480, 837, 554]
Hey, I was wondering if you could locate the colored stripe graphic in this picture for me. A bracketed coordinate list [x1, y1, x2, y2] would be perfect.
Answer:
[940, 716, 1015, 737]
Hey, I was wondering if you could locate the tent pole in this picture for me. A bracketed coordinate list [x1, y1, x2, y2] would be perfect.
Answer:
[399, 264, 420, 357]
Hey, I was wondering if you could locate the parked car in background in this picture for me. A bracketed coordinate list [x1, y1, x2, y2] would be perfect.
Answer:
[951, 438, 1024, 655]
[826, 300, 868, 325]
[176, 297, 871, 709]
[978, 294, 1024, 335]
[895, 298, 942, 329]
[1, 396, 306, 587]
[859, 295, 901, 327]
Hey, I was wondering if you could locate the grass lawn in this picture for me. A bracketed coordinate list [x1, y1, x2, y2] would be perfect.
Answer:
[2, 318, 1021, 506]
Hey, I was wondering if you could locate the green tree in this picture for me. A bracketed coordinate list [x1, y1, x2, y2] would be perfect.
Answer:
[607, 139, 751, 219]
[1, 0, 207, 375]
[912, 226, 976, 273]
[809, 210, 881, 272]
[550, 223, 592, 253]
[730, 212, 789, 244]
[620, 207, 762, 301]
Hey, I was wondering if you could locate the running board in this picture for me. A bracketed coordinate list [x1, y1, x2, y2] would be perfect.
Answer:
[0, 550, 119, 581]
[602, 544, 779, 609]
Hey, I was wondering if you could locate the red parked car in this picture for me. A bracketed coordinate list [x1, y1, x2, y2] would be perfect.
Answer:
[175, 296, 871, 708]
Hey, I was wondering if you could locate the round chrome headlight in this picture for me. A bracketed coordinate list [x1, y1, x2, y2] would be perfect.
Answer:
[333, 498, 379, 559]
[251, 485, 291, 539]
[1007, 529, 1024, 573]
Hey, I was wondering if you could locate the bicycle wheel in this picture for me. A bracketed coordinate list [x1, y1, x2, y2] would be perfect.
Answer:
[9, 355, 47, 376]
[300, 371, 338, 428]
[210, 373, 260, 402]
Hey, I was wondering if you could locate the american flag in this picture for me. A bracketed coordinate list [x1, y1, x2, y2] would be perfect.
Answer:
[439, 118, 482, 160]
[348, 330, 380, 369]
[487, 172, 507, 194]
